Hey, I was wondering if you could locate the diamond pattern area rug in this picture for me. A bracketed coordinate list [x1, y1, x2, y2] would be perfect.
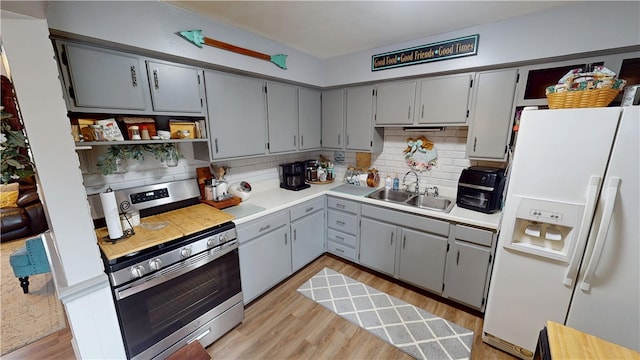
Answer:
[297, 268, 474, 360]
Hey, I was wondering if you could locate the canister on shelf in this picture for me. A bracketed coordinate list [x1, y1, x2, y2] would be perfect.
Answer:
[130, 125, 141, 140]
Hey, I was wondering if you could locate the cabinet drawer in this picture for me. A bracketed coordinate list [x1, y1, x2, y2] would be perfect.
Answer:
[327, 209, 358, 235]
[327, 197, 358, 214]
[454, 225, 495, 247]
[361, 204, 449, 237]
[327, 241, 356, 261]
[237, 210, 288, 244]
[290, 197, 325, 222]
[327, 228, 356, 248]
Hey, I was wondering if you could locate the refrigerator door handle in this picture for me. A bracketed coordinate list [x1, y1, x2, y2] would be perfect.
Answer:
[579, 177, 621, 291]
[564, 175, 602, 286]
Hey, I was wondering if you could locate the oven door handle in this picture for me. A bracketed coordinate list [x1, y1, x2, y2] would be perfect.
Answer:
[115, 242, 237, 300]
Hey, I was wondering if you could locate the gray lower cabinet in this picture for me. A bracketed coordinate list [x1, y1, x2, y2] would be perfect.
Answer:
[238, 211, 291, 304]
[443, 224, 496, 311]
[397, 227, 448, 295]
[290, 198, 325, 272]
[359, 217, 396, 276]
[326, 197, 359, 261]
[360, 204, 449, 294]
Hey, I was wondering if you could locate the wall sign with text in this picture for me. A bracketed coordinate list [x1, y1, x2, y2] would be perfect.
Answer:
[372, 34, 479, 71]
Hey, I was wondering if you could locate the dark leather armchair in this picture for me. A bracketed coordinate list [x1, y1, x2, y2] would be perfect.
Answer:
[1, 178, 48, 242]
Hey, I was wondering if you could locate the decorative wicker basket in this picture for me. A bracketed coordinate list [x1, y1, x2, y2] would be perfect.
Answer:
[547, 88, 622, 109]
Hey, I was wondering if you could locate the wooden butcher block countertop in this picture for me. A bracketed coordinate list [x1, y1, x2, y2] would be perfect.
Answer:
[97, 203, 235, 261]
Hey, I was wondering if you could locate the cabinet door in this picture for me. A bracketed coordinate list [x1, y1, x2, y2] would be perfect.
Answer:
[291, 210, 324, 272]
[466, 69, 518, 161]
[418, 74, 472, 125]
[298, 88, 322, 150]
[267, 82, 298, 153]
[204, 71, 267, 159]
[398, 228, 448, 294]
[63, 43, 146, 110]
[321, 89, 345, 149]
[444, 240, 492, 310]
[359, 218, 396, 276]
[375, 80, 416, 125]
[146, 60, 204, 113]
[346, 86, 374, 151]
[239, 226, 291, 303]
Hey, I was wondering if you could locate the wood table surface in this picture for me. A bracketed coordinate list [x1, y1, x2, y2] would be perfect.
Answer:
[97, 203, 235, 260]
[545, 321, 640, 359]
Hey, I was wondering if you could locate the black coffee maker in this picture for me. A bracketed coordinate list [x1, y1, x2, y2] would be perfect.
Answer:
[279, 162, 310, 191]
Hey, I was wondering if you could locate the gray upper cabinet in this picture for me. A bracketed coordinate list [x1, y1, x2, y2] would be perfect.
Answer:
[59, 42, 148, 111]
[417, 73, 472, 125]
[466, 68, 518, 161]
[145, 60, 204, 114]
[321, 89, 345, 149]
[298, 88, 322, 151]
[374, 80, 417, 126]
[345, 85, 383, 152]
[204, 71, 267, 159]
[266, 82, 298, 153]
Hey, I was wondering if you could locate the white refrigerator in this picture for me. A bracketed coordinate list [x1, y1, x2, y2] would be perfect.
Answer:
[482, 106, 639, 358]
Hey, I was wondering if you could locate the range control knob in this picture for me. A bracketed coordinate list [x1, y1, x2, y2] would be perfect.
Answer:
[131, 265, 146, 278]
[180, 247, 192, 258]
[207, 237, 217, 248]
[149, 258, 162, 271]
[219, 232, 228, 243]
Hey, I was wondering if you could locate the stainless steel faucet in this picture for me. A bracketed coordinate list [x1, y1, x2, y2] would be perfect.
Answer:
[427, 186, 439, 197]
[403, 171, 420, 194]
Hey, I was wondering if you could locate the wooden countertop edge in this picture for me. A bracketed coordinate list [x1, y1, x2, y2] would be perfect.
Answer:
[546, 321, 640, 359]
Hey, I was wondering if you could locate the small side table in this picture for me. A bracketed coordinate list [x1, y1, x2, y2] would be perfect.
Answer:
[534, 321, 640, 359]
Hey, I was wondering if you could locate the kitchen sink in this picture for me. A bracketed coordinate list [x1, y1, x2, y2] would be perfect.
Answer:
[405, 194, 455, 212]
[366, 188, 415, 203]
[365, 188, 455, 213]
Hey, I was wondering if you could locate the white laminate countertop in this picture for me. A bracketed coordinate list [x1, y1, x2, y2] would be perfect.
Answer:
[222, 180, 502, 231]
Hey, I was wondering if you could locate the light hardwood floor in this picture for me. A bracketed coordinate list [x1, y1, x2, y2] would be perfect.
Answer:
[4, 254, 516, 359]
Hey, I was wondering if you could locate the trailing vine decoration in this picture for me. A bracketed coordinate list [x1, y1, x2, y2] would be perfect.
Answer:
[403, 136, 437, 171]
[97, 143, 184, 175]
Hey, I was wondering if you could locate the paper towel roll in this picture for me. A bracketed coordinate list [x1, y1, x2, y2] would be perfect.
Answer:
[100, 190, 123, 240]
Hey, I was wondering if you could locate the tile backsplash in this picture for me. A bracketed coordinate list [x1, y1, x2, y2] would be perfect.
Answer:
[80, 127, 504, 195]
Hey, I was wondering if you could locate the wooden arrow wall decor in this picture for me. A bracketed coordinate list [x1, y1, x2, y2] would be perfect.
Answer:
[178, 30, 287, 70]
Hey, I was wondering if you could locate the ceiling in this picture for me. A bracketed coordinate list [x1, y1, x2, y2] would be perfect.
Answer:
[165, 1, 572, 59]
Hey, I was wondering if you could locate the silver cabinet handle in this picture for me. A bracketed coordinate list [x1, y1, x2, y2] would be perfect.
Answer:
[338, 134, 341, 145]
[473, 137, 477, 152]
[130, 66, 138, 87]
[284, 233, 287, 245]
[456, 250, 460, 265]
[335, 235, 344, 241]
[153, 69, 159, 89]
[293, 229, 297, 241]
[305, 207, 314, 213]
[301, 135, 304, 146]
[336, 203, 345, 209]
[336, 220, 345, 226]
[421, 104, 424, 119]
[293, 135, 296, 147]
[390, 233, 394, 245]
[346, 134, 350, 146]
[259, 224, 271, 232]
[403, 236, 406, 249]
[214, 139, 219, 153]
[408, 106, 411, 119]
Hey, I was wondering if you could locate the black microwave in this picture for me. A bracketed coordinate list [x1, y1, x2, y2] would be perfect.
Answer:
[456, 167, 506, 214]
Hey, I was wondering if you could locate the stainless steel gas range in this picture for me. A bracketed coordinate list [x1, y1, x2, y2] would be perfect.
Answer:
[89, 179, 243, 360]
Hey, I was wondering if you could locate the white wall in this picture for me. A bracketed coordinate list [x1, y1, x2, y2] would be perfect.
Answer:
[324, 2, 640, 86]
[45, 0, 324, 86]
[45, 1, 639, 89]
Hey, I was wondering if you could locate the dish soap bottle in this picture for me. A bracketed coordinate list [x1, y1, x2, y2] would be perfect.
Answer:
[392, 174, 400, 191]
[385, 174, 392, 190]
